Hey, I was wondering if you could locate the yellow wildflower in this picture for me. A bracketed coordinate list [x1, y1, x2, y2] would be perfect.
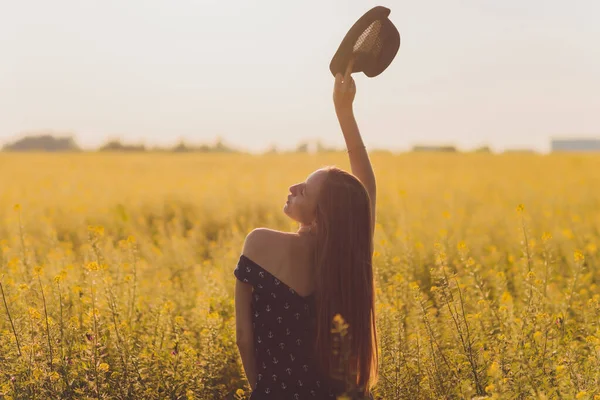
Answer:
[574, 250, 585, 263]
[541, 232, 552, 242]
[501, 291, 513, 304]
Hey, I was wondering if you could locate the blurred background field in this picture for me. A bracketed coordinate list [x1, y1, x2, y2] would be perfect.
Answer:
[1, 152, 600, 399]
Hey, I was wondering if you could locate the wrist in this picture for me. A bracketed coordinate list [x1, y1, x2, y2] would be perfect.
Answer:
[335, 106, 354, 119]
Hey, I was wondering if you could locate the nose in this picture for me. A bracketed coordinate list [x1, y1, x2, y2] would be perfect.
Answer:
[289, 184, 298, 195]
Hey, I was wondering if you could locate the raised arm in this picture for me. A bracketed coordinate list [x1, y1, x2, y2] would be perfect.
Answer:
[333, 60, 377, 236]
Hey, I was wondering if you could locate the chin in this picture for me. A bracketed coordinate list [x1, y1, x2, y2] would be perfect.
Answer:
[283, 205, 299, 222]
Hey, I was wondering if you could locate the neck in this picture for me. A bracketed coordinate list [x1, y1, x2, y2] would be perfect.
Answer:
[297, 223, 316, 236]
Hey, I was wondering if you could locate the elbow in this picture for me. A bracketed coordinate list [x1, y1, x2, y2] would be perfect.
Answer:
[369, 179, 377, 198]
[364, 179, 376, 202]
[236, 339, 253, 353]
[236, 331, 253, 350]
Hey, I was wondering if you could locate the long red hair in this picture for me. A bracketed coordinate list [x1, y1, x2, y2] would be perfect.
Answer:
[312, 167, 378, 395]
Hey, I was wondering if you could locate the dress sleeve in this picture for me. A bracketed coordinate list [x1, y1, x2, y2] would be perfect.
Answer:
[234, 255, 258, 286]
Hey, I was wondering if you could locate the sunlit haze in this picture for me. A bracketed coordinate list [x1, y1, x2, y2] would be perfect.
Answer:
[1, 0, 599, 153]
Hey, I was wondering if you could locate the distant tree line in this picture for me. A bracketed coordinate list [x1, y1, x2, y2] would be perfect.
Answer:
[1, 134, 348, 154]
[2, 135, 82, 152]
[2, 132, 516, 154]
[1, 134, 242, 153]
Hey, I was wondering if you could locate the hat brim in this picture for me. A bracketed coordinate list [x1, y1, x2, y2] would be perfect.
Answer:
[329, 6, 400, 78]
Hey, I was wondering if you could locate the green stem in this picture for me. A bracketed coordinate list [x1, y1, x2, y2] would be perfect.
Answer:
[0, 278, 22, 356]
[38, 275, 53, 370]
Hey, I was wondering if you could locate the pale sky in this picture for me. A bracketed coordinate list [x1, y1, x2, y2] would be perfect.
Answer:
[1, 0, 599, 153]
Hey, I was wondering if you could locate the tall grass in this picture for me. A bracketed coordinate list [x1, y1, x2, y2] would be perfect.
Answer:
[0, 152, 599, 399]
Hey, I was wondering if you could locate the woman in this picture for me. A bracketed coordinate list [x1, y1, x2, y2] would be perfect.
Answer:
[234, 59, 378, 399]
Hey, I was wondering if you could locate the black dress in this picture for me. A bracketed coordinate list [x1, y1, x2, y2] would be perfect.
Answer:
[234, 254, 342, 399]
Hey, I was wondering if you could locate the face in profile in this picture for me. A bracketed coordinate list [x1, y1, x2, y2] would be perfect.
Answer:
[283, 168, 328, 226]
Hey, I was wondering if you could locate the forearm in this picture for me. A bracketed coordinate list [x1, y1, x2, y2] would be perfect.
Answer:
[336, 108, 377, 203]
[332, 59, 377, 234]
[237, 343, 258, 390]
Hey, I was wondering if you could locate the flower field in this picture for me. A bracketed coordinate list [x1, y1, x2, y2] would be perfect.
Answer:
[0, 152, 599, 399]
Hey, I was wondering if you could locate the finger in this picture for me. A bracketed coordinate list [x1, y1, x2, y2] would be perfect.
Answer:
[344, 57, 355, 82]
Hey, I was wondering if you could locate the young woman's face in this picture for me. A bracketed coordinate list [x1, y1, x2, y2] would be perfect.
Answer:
[283, 169, 328, 225]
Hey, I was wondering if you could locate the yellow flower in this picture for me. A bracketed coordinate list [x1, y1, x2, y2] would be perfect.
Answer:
[541, 232, 552, 242]
[574, 250, 585, 263]
[28, 307, 41, 320]
[501, 291, 513, 304]
[485, 383, 495, 393]
[85, 261, 100, 271]
[533, 331, 543, 341]
[585, 336, 599, 344]
[13, 204, 21, 212]
[1, 383, 11, 394]
[53, 270, 67, 284]
[392, 273, 404, 284]
[87, 225, 104, 237]
[487, 361, 500, 377]
[331, 314, 349, 336]
[98, 363, 109, 372]
[576, 391, 587, 399]
[516, 204, 525, 213]
[332, 314, 345, 325]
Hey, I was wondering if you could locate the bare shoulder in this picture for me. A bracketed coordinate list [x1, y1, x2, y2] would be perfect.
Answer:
[242, 228, 291, 273]
[242, 228, 286, 253]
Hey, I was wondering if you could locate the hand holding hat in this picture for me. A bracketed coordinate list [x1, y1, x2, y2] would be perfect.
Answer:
[333, 58, 357, 114]
[330, 6, 400, 78]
